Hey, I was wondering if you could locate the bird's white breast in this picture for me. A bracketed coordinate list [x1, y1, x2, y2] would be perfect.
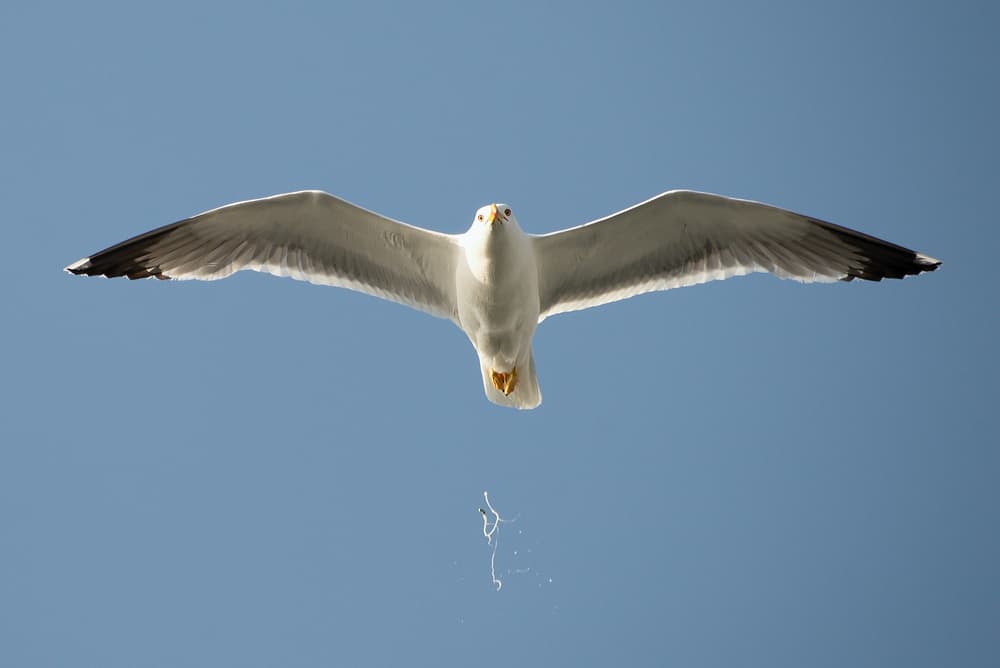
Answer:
[456, 223, 540, 364]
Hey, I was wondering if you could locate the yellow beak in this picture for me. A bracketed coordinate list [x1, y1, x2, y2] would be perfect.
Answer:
[487, 203, 506, 225]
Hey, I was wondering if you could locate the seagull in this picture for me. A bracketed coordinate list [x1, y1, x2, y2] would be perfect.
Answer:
[66, 190, 940, 409]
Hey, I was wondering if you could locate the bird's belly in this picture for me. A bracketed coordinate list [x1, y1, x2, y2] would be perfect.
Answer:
[457, 271, 539, 363]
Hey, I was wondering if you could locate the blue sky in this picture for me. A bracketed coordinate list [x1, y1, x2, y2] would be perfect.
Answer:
[2, 1, 997, 666]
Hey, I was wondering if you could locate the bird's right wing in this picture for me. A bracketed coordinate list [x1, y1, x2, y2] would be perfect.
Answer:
[532, 190, 940, 319]
[66, 191, 462, 321]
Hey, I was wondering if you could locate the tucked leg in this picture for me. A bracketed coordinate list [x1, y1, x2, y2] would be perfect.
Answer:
[489, 367, 518, 396]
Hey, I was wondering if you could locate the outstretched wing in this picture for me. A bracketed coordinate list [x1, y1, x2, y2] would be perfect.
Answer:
[533, 190, 940, 319]
[66, 191, 462, 321]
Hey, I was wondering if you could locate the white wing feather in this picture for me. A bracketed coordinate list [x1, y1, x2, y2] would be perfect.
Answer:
[66, 191, 462, 321]
[532, 190, 940, 319]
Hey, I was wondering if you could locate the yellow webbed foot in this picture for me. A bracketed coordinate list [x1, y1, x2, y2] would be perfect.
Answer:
[489, 367, 518, 396]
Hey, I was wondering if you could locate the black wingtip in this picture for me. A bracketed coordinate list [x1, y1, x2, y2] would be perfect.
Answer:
[810, 218, 942, 282]
[64, 256, 171, 280]
[65, 257, 173, 280]
[64, 220, 186, 280]
[850, 250, 941, 282]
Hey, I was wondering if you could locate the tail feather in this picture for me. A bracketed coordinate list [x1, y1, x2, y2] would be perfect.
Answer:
[480, 352, 542, 410]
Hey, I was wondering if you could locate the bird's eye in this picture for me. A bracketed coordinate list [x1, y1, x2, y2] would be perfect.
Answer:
[504, 208, 511, 216]
[477, 214, 484, 221]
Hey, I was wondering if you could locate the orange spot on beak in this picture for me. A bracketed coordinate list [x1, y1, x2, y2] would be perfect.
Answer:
[487, 203, 507, 225]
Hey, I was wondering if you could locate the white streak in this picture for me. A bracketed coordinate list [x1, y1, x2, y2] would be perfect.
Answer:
[479, 490, 504, 591]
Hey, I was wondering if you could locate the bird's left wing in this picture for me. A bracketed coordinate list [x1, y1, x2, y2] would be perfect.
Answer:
[532, 190, 940, 320]
[66, 191, 461, 321]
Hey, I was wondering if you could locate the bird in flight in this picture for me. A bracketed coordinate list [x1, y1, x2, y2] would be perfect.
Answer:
[66, 189, 940, 409]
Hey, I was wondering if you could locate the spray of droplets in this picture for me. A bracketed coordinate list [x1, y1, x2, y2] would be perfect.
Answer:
[479, 490, 503, 591]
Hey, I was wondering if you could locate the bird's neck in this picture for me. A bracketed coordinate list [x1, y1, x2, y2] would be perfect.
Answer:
[463, 226, 527, 284]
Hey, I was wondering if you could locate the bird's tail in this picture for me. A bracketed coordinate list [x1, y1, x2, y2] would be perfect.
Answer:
[479, 351, 542, 410]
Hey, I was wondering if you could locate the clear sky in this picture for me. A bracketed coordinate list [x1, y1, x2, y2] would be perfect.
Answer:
[2, 1, 997, 666]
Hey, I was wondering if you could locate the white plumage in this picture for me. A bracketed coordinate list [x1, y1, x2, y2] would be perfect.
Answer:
[66, 189, 940, 409]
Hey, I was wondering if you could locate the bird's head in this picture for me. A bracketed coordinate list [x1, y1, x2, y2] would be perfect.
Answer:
[473, 203, 515, 230]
